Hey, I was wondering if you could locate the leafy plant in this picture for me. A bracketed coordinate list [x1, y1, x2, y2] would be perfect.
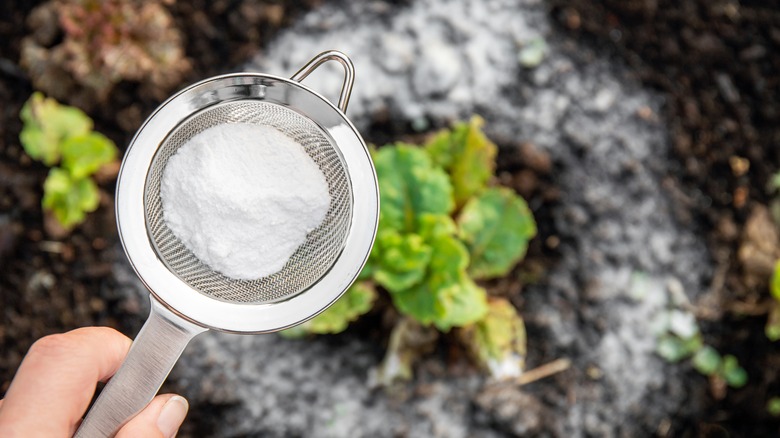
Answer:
[655, 309, 747, 389]
[19, 92, 118, 229]
[20, 0, 190, 107]
[287, 116, 537, 380]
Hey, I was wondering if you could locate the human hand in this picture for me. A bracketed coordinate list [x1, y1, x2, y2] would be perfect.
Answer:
[0, 327, 188, 438]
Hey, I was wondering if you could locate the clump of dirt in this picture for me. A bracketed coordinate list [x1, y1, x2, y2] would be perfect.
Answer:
[548, 0, 780, 433]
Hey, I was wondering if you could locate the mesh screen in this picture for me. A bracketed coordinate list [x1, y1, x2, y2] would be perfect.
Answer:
[144, 101, 352, 304]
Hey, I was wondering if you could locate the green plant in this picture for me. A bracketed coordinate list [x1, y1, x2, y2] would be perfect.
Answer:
[768, 397, 780, 417]
[286, 117, 537, 380]
[19, 92, 118, 229]
[767, 261, 780, 341]
[655, 311, 747, 389]
[282, 281, 377, 338]
[20, 0, 189, 106]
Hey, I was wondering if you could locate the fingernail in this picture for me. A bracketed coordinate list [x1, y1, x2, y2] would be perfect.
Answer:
[157, 395, 189, 438]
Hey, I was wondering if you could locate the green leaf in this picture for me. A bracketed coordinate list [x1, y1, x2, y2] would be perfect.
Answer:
[61, 132, 117, 179]
[427, 234, 487, 331]
[19, 92, 92, 166]
[433, 271, 488, 331]
[373, 230, 432, 293]
[42, 168, 100, 228]
[428, 230, 470, 274]
[391, 235, 488, 330]
[518, 37, 548, 68]
[418, 214, 457, 240]
[720, 355, 747, 388]
[425, 116, 496, 207]
[387, 233, 465, 326]
[771, 260, 780, 302]
[692, 346, 721, 375]
[374, 144, 454, 233]
[767, 397, 780, 417]
[286, 282, 377, 336]
[458, 187, 537, 279]
[460, 298, 526, 378]
[766, 302, 780, 342]
[391, 281, 442, 326]
[656, 334, 701, 363]
[389, 229, 488, 330]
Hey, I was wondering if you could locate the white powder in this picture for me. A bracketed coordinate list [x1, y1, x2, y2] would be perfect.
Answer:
[160, 123, 330, 280]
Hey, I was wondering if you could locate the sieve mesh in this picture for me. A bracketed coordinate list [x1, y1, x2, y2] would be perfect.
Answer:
[144, 100, 352, 304]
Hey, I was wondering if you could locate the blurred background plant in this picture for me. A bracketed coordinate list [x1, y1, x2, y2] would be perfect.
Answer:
[285, 117, 537, 383]
[655, 309, 747, 395]
[20, 0, 190, 110]
[19, 92, 118, 235]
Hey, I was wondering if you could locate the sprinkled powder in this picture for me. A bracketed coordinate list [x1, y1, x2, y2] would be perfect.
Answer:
[160, 123, 330, 280]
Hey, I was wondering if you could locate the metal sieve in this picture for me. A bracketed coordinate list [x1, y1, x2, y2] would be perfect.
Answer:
[75, 51, 378, 437]
[147, 101, 353, 303]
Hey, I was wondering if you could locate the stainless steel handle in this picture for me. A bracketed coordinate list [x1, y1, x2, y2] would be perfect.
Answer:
[74, 297, 206, 438]
[291, 50, 355, 113]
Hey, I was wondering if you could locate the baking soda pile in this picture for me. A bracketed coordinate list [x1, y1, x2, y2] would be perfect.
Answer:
[160, 123, 330, 280]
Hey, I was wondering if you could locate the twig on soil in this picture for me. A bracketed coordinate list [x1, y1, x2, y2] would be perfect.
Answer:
[515, 358, 572, 386]
[724, 299, 771, 316]
[38, 241, 65, 254]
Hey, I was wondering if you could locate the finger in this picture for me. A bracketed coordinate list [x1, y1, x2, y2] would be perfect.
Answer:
[116, 394, 188, 438]
[0, 327, 131, 437]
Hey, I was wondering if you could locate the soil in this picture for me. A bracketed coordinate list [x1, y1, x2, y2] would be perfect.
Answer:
[1, 0, 779, 436]
[548, 0, 780, 434]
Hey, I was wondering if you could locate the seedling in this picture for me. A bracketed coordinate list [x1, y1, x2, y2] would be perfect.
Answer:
[19, 92, 117, 229]
[655, 310, 747, 389]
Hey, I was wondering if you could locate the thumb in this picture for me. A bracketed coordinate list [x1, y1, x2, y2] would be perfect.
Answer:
[115, 394, 189, 438]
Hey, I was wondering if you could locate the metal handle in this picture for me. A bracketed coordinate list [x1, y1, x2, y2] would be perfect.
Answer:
[291, 50, 355, 113]
[74, 297, 206, 438]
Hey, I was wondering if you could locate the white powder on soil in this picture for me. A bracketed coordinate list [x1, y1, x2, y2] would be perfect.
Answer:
[160, 123, 330, 280]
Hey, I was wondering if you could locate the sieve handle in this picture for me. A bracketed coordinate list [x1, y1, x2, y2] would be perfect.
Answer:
[74, 296, 206, 438]
[291, 50, 355, 113]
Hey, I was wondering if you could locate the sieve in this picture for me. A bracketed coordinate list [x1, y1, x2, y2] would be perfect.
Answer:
[75, 51, 378, 437]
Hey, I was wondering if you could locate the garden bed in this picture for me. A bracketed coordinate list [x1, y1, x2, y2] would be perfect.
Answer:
[1, 0, 779, 436]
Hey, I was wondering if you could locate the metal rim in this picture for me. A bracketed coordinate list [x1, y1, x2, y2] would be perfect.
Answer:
[115, 72, 378, 333]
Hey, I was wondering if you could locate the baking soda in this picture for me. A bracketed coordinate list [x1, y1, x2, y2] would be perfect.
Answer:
[160, 123, 330, 280]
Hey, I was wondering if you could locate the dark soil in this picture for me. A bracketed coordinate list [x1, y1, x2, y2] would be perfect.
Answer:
[548, 0, 780, 434]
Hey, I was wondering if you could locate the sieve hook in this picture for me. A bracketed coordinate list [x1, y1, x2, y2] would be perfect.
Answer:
[291, 50, 355, 113]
